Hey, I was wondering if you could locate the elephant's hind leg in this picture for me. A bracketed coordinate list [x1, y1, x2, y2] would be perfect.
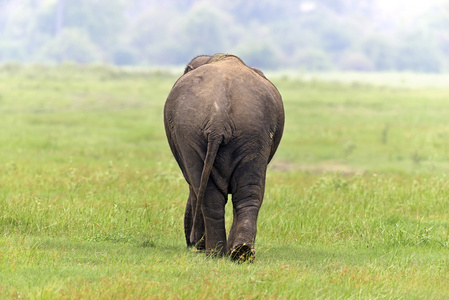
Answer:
[202, 181, 227, 256]
[229, 159, 267, 262]
[185, 186, 205, 249]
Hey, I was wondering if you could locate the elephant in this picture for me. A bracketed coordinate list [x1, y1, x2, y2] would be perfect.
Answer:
[164, 54, 284, 262]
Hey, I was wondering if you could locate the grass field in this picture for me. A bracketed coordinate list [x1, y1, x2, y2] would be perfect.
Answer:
[1, 64, 449, 299]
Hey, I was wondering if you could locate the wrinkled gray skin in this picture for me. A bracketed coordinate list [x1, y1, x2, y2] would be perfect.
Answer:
[164, 54, 284, 261]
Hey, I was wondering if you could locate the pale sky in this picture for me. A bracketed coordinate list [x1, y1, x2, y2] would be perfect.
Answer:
[298, 0, 445, 18]
[376, 0, 443, 16]
[372, 0, 447, 32]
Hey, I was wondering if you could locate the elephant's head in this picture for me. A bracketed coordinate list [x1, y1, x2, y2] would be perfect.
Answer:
[183, 54, 267, 78]
[184, 55, 212, 74]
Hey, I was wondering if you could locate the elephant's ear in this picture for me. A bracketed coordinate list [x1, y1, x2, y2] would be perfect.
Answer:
[184, 64, 194, 74]
[251, 67, 267, 79]
[183, 55, 212, 74]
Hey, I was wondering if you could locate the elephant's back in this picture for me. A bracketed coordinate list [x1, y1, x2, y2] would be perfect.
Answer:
[165, 58, 283, 146]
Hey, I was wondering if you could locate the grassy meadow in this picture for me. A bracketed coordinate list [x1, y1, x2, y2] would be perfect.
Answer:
[1, 64, 449, 299]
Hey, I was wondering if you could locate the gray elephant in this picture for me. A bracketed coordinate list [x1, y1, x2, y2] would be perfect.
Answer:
[164, 54, 284, 262]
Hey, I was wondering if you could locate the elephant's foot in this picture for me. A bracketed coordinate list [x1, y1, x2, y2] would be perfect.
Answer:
[195, 236, 205, 251]
[206, 248, 225, 258]
[230, 244, 255, 263]
[205, 240, 226, 258]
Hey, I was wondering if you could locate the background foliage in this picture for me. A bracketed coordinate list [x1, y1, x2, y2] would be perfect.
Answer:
[1, 0, 449, 71]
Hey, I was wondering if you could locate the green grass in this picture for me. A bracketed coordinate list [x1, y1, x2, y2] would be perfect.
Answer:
[1, 64, 449, 298]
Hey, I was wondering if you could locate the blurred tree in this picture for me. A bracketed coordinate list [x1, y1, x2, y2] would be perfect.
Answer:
[55, 0, 64, 36]
[362, 35, 397, 70]
[236, 41, 280, 69]
[36, 0, 125, 53]
[219, 0, 288, 23]
[294, 48, 333, 71]
[338, 51, 374, 71]
[127, 2, 186, 65]
[38, 28, 101, 63]
[0, 0, 447, 72]
[320, 25, 353, 53]
[112, 47, 138, 66]
[295, 10, 353, 54]
[63, 0, 125, 51]
[0, 41, 26, 61]
[271, 19, 321, 58]
[177, 4, 234, 60]
[429, 6, 449, 70]
[395, 32, 443, 72]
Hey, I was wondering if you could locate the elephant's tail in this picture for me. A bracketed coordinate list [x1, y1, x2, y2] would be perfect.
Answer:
[190, 135, 222, 244]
